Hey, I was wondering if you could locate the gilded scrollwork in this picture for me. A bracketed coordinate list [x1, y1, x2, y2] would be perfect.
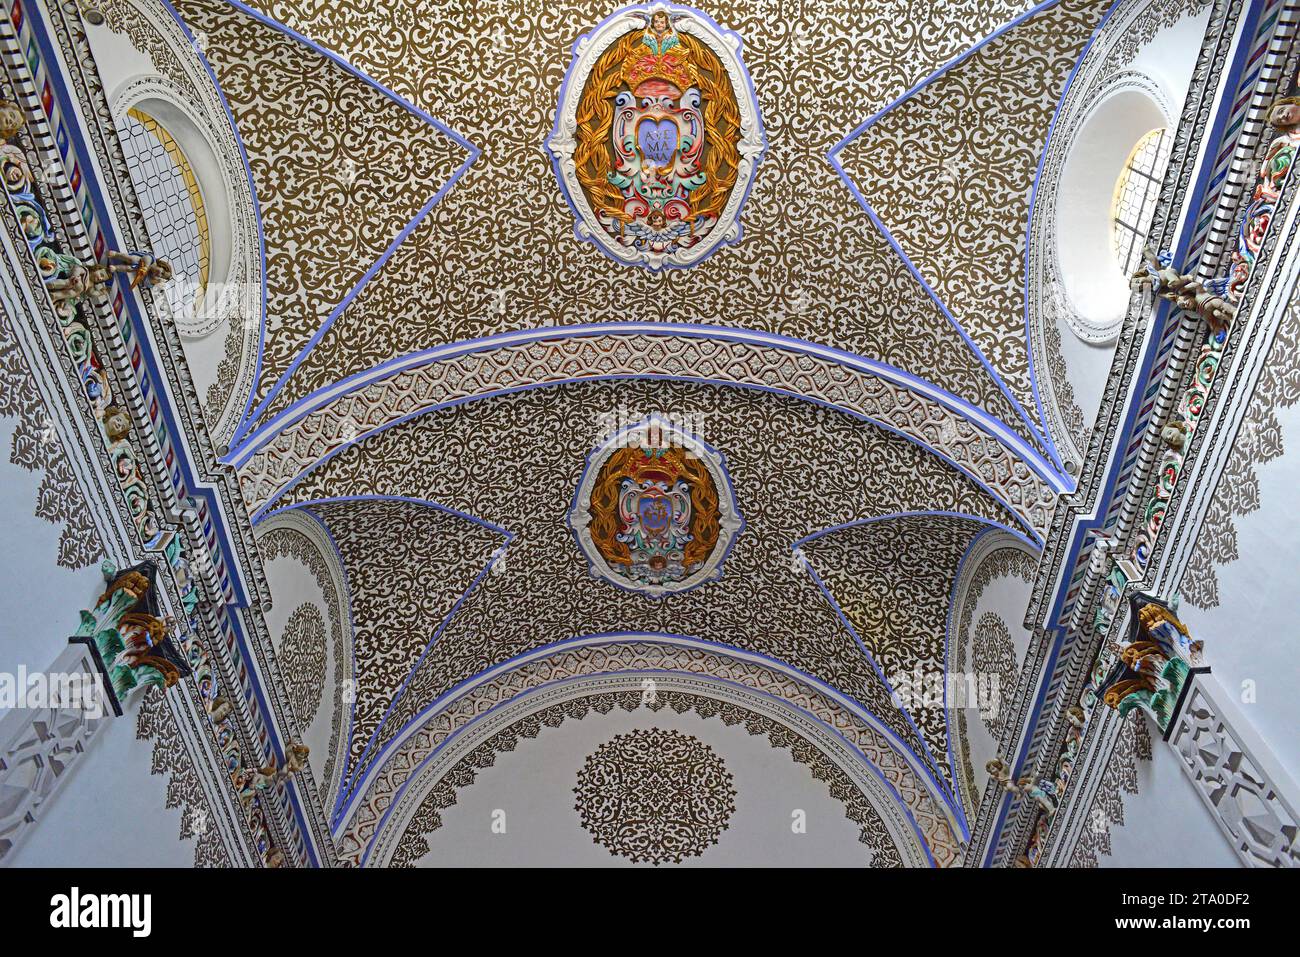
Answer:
[168, 0, 472, 418]
[345, 640, 958, 867]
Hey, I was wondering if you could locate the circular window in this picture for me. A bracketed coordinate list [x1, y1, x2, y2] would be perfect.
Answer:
[1055, 83, 1170, 343]
[117, 108, 210, 318]
[1110, 128, 1172, 277]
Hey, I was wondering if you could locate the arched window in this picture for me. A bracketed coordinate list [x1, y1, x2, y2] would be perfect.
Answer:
[1110, 127, 1172, 276]
[1055, 82, 1171, 343]
[116, 107, 211, 319]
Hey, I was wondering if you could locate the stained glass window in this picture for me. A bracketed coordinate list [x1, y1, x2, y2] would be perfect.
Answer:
[1111, 127, 1172, 277]
[116, 108, 210, 321]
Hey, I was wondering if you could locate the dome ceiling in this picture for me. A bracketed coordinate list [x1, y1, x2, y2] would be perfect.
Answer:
[145, 0, 1148, 863]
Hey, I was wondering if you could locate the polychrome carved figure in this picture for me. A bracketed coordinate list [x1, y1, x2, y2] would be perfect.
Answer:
[1100, 593, 1203, 734]
[45, 250, 173, 310]
[986, 758, 1060, 817]
[96, 249, 174, 290]
[1131, 246, 1235, 331]
[236, 742, 310, 810]
[73, 561, 192, 712]
[1136, 597, 1203, 664]
[603, 12, 712, 248]
[0, 99, 23, 142]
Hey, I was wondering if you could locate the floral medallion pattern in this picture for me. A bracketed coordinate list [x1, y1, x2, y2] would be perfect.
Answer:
[138, 0, 1159, 866]
[257, 520, 351, 807]
[574, 727, 736, 864]
[385, 689, 907, 867]
[949, 540, 1037, 819]
[352, 641, 953, 867]
[971, 612, 1018, 736]
[278, 603, 327, 729]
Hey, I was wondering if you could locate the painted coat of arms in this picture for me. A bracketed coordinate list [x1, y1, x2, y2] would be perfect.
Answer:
[549, 3, 765, 269]
[569, 418, 743, 596]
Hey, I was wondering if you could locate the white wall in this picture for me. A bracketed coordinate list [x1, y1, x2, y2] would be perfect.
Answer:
[0, 418, 105, 678]
[83, 11, 236, 425]
[1100, 736, 1240, 868]
[1181, 398, 1300, 777]
[413, 706, 879, 867]
[260, 524, 344, 804]
[960, 558, 1036, 809]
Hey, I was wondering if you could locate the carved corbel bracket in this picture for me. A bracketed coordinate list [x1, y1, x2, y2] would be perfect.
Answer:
[1098, 592, 1208, 739]
[69, 560, 192, 716]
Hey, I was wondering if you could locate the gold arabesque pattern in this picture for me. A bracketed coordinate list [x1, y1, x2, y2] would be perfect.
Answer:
[220, 0, 1038, 440]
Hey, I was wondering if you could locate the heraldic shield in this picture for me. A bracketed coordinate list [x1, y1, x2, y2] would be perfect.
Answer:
[549, 3, 765, 270]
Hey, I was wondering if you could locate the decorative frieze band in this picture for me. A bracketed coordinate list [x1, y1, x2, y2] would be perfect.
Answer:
[235, 331, 1063, 539]
[997, 1, 1300, 866]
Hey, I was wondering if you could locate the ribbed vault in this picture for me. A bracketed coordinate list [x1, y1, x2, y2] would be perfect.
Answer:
[799, 513, 1036, 799]
[262, 497, 506, 794]
[199, 0, 1061, 454]
[142, 0, 1155, 863]
[836, 0, 1113, 442]
[267, 379, 1021, 796]
[168, 0, 473, 423]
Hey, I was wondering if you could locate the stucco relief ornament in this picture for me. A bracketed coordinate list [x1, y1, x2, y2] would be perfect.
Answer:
[574, 728, 736, 864]
[548, 3, 765, 269]
[569, 416, 743, 596]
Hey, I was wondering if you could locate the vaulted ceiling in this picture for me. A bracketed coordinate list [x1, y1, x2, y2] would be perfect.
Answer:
[172, 0, 1106, 465]
[143, 0, 1169, 864]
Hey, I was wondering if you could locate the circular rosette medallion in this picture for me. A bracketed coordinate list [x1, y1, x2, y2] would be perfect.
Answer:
[547, 3, 765, 269]
[574, 728, 736, 864]
[569, 417, 743, 596]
